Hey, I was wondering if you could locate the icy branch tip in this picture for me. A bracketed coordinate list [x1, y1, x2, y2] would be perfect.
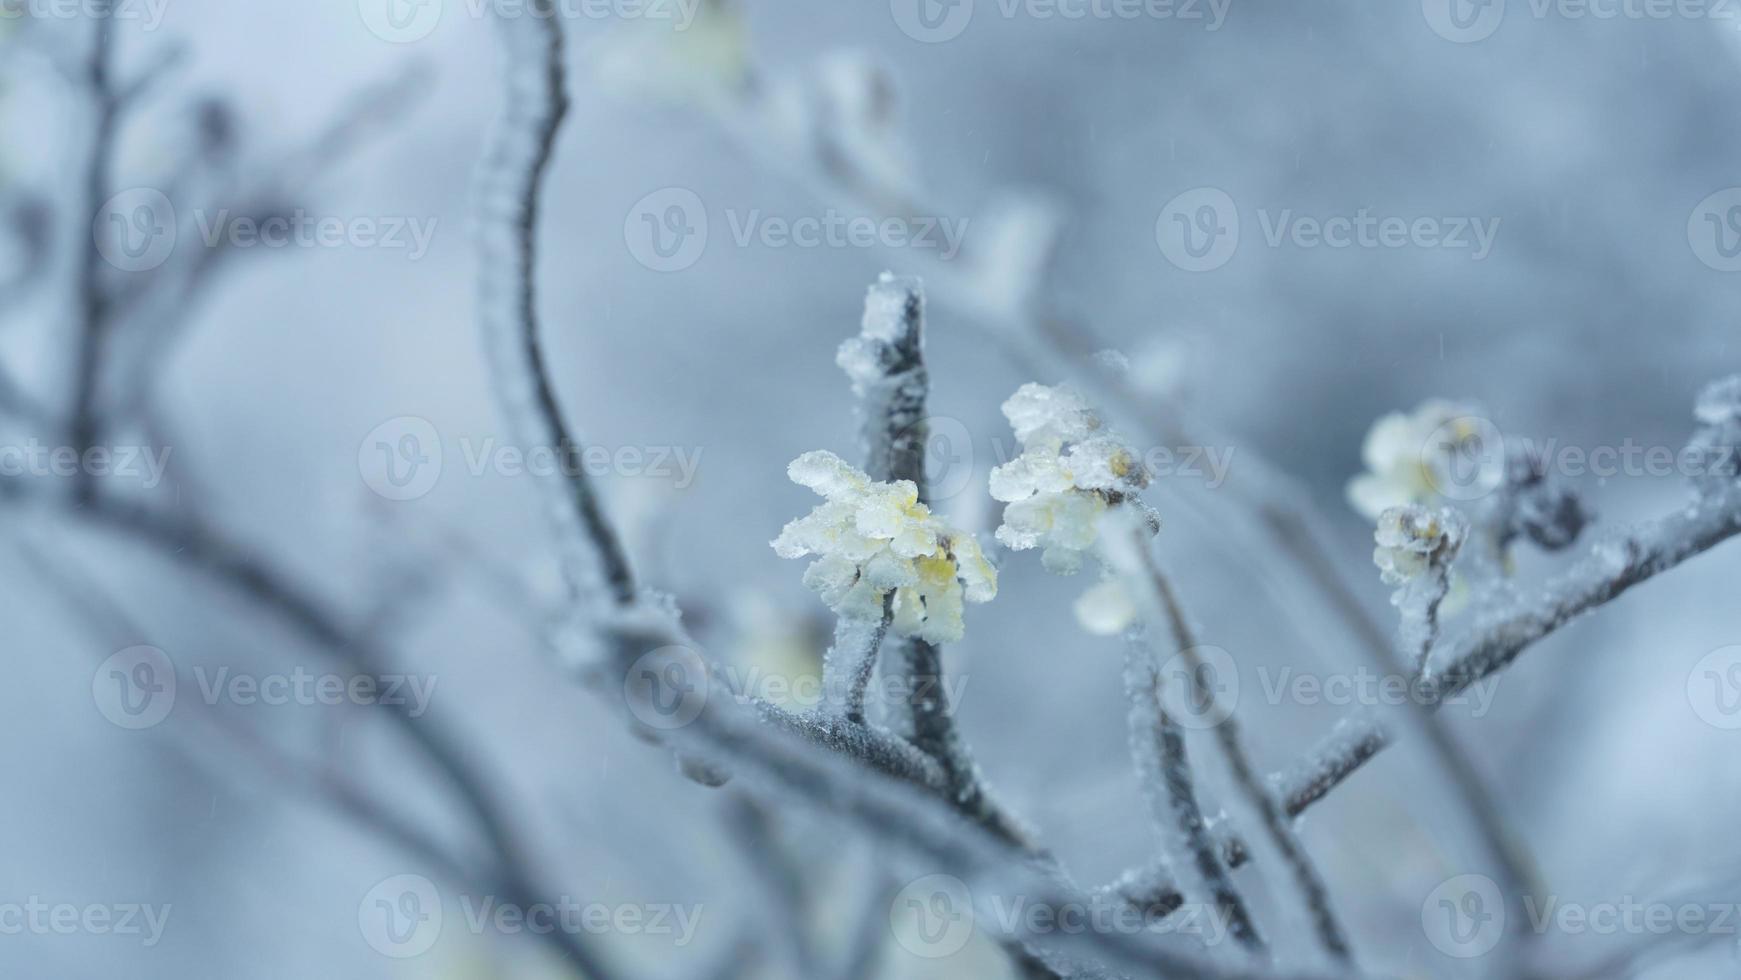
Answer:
[837, 274, 924, 393]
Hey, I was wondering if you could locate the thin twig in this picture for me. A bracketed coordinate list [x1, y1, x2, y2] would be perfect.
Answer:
[1123, 626, 1264, 954]
[1110, 487, 1741, 919]
[1109, 512, 1353, 964]
[68, 0, 119, 501]
[477, 0, 634, 607]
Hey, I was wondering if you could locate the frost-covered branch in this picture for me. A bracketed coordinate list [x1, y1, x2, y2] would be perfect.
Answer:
[1102, 513, 1353, 965]
[1277, 484, 1741, 824]
[477, 0, 635, 610]
[1109, 474, 1738, 923]
[1123, 627, 1264, 955]
[67, 2, 119, 501]
[590, 18, 1403, 719]
[620, 635, 1334, 980]
[2, 484, 626, 980]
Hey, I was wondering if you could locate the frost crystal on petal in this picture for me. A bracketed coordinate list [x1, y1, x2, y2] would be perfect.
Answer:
[1001, 382, 1101, 452]
[788, 450, 870, 499]
[773, 451, 996, 640]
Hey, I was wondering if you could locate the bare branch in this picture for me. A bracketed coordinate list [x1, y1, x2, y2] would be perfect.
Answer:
[67, 1, 120, 500]
[1103, 510, 1353, 964]
[1123, 627, 1264, 955]
[477, 0, 634, 608]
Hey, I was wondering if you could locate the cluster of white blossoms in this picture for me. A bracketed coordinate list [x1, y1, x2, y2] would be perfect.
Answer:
[1372, 504, 1467, 587]
[1347, 399, 1490, 521]
[990, 383, 1155, 575]
[771, 451, 996, 645]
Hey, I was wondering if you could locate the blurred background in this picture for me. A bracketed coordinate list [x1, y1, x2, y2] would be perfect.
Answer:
[3, 0, 1741, 976]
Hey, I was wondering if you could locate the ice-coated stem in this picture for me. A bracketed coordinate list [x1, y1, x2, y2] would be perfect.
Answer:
[1108, 483, 1741, 920]
[828, 594, 894, 724]
[1105, 509, 1354, 965]
[68, 0, 118, 503]
[1124, 627, 1265, 955]
[476, 0, 636, 610]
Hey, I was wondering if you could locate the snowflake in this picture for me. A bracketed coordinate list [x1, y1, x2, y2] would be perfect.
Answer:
[990, 383, 1154, 575]
[772, 451, 995, 644]
[1346, 398, 1489, 521]
[1372, 504, 1467, 586]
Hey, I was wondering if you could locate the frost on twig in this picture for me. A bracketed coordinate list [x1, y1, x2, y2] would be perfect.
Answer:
[1273, 378, 1741, 848]
[476, 0, 635, 618]
[1372, 504, 1466, 678]
[1100, 507, 1354, 966]
[1123, 627, 1264, 956]
[839, 272, 930, 485]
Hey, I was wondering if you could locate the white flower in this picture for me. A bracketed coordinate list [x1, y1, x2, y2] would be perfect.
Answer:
[991, 384, 1154, 575]
[773, 451, 995, 644]
[1346, 399, 1488, 521]
[1372, 504, 1467, 586]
